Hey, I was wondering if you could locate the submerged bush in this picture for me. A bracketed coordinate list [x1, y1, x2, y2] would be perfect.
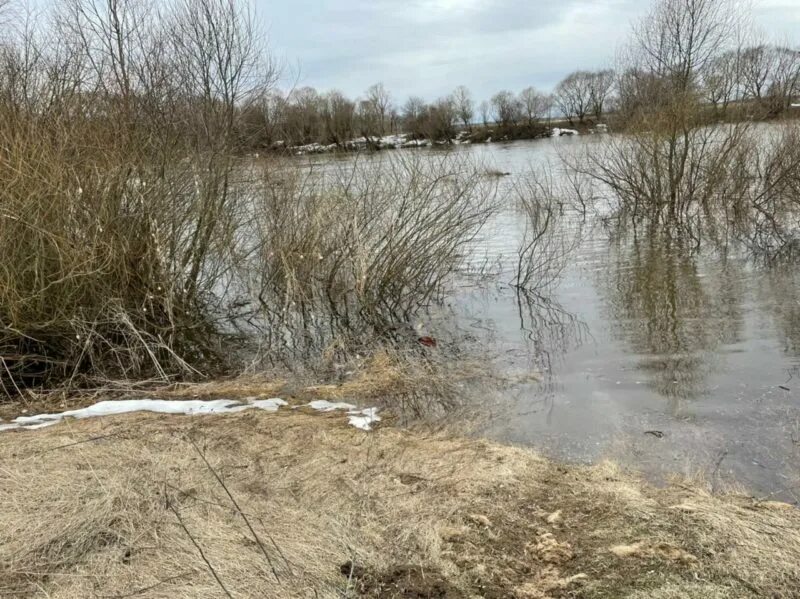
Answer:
[238, 152, 498, 362]
[562, 0, 800, 257]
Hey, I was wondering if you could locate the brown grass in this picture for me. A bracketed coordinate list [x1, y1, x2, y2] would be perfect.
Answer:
[1, 408, 799, 598]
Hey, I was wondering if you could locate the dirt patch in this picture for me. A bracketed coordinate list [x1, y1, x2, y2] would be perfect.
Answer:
[0, 408, 799, 598]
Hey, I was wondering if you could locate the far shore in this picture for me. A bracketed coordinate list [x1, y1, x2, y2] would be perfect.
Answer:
[266, 121, 604, 157]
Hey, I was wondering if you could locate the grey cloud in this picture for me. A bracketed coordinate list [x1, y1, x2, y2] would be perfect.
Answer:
[262, 0, 799, 102]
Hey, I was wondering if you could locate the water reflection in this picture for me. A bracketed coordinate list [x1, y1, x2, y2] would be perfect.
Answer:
[762, 265, 800, 359]
[516, 289, 590, 377]
[309, 138, 800, 499]
[600, 232, 745, 403]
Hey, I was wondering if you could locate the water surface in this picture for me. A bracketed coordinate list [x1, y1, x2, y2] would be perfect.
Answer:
[319, 137, 800, 501]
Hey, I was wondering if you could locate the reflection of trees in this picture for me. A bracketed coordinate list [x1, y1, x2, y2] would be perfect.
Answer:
[516, 289, 589, 377]
[601, 232, 744, 401]
[761, 266, 800, 357]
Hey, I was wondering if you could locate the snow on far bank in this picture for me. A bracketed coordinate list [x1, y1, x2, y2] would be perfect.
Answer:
[0, 397, 381, 433]
[289, 127, 562, 155]
[551, 128, 579, 137]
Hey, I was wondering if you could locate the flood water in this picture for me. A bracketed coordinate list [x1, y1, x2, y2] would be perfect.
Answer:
[316, 137, 800, 502]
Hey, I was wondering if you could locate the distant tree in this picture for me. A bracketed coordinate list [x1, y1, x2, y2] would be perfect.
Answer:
[703, 50, 741, 114]
[402, 96, 427, 136]
[478, 100, 491, 126]
[554, 71, 593, 123]
[587, 70, 615, 120]
[518, 86, 549, 125]
[491, 90, 521, 126]
[389, 107, 400, 133]
[423, 97, 457, 141]
[322, 90, 355, 144]
[284, 86, 322, 143]
[740, 44, 800, 115]
[451, 85, 474, 130]
[630, 0, 740, 93]
[741, 45, 775, 104]
[365, 82, 392, 134]
[357, 99, 379, 137]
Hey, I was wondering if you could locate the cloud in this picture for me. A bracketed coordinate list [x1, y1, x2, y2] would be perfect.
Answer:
[261, 0, 799, 102]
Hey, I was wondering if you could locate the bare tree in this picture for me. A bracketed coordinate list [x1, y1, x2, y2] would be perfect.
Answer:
[491, 90, 521, 127]
[741, 44, 777, 106]
[365, 82, 391, 135]
[630, 0, 741, 92]
[478, 99, 491, 126]
[402, 95, 427, 136]
[703, 50, 741, 115]
[588, 69, 615, 120]
[423, 96, 457, 141]
[518, 86, 549, 126]
[741, 44, 800, 116]
[283, 86, 322, 143]
[322, 89, 355, 144]
[554, 71, 593, 123]
[451, 85, 474, 130]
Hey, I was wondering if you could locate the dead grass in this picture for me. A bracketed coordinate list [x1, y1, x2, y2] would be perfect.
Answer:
[0, 409, 798, 598]
[0, 347, 493, 426]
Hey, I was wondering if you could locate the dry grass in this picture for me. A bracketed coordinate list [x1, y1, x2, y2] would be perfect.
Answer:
[1, 408, 798, 598]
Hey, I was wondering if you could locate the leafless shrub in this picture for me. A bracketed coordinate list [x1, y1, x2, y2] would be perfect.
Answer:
[237, 152, 499, 363]
[738, 123, 800, 258]
[564, 0, 800, 247]
[0, 0, 275, 393]
[512, 167, 584, 291]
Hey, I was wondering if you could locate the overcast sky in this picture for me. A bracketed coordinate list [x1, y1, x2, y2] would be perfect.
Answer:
[260, 0, 800, 102]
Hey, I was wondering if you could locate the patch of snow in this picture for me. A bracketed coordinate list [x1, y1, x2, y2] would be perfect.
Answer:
[305, 400, 382, 431]
[401, 138, 430, 148]
[791, 103, 800, 108]
[378, 134, 408, 148]
[551, 128, 579, 137]
[348, 407, 381, 431]
[1, 398, 287, 431]
[0, 396, 384, 433]
[249, 398, 288, 412]
[307, 399, 357, 412]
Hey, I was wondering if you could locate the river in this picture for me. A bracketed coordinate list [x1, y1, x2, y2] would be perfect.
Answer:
[306, 135, 800, 502]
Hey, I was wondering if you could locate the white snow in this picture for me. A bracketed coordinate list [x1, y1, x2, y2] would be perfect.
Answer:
[551, 128, 579, 137]
[0, 396, 382, 432]
[347, 407, 382, 431]
[307, 399, 357, 412]
[306, 400, 382, 431]
[249, 398, 288, 412]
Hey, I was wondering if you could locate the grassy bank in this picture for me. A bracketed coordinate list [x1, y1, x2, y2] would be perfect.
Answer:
[1, 404, 798, 598]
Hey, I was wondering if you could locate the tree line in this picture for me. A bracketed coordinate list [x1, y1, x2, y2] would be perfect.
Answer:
[241, 41, 799, 149]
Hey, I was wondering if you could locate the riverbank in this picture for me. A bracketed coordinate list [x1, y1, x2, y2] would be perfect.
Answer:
[1, 397, 798, 598]
[279, 122, 591, 156]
